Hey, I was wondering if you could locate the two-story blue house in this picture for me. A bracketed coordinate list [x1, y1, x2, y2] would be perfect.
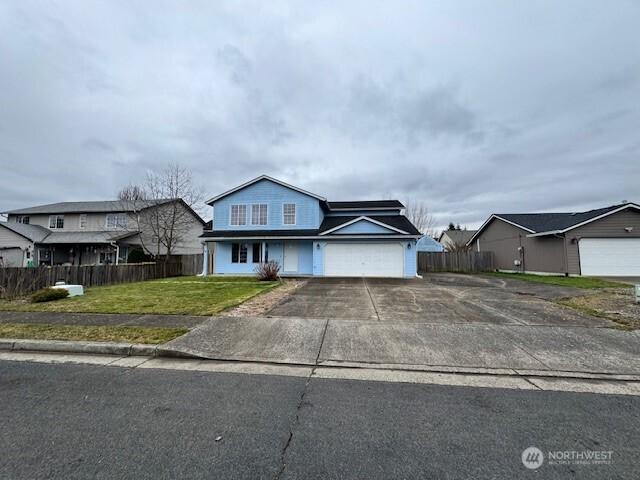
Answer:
[200, 175, 421, 278]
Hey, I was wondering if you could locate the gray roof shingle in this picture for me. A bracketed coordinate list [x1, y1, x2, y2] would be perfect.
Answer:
[5, 199, 173, 215]
[327, 200, 405, 210]
[497, 203, 637, 233]
[0, 222, 51, 242]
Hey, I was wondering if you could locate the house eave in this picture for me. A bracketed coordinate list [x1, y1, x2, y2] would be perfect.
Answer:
[201, 234, 421, 241]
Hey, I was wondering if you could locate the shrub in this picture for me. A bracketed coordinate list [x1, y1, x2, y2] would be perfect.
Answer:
[31, 287, 70, 303]
[255, 261, 280, 281]
[127, 247, 151, 263]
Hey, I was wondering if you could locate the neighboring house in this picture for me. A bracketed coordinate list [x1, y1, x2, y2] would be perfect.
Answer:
[468, 202, 640, 276]
[416, 235, 444, 252]
[438, 229, 477, 251]
[0, 200, 204, 267]
[200, 175, 421, 277]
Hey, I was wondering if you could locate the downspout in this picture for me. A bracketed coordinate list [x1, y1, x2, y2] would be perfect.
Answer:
[110, 241, 120, 265]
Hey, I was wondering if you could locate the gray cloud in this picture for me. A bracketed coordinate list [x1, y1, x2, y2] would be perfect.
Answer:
[0, 0, 639, 231]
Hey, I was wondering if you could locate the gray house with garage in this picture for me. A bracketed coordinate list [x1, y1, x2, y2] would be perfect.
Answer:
[468, 202, 640, 276]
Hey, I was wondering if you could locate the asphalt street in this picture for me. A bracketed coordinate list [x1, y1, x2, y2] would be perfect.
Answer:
[1, 361, 638, 479]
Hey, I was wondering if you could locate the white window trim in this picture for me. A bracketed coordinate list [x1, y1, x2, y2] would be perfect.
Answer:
[49, 215, 64, 229]
[283, 203, 296, 226]
[79, 214, 87, 229]
[251, 204, 268, 226]
[229, 204, 248, 226]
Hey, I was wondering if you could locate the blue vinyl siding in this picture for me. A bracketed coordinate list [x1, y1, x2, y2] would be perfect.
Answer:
[213, 240, 313, 275]
[331, 219, 396, 234]
[404, 239, 417, 276]
[212, 179, 321, 231]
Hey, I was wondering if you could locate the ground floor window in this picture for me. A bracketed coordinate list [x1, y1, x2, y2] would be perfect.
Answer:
[252, 243, 262, 263]
[231, 243, 248, 263]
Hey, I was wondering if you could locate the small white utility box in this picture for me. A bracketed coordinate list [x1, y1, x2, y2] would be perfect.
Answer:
[51, 283, 84, 297]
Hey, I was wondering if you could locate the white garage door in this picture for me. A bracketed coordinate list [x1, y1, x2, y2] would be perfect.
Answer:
[324, 242, 404, 277]
[0, 248, 24, 267]
[579, 238, 640, 276]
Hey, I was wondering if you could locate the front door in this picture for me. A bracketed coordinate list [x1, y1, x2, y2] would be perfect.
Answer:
[283, 242, 298, 273]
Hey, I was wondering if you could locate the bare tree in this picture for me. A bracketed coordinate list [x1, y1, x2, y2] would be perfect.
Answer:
[404, 199, 434, 235]
[121, 163, 203, 262]
[117, 184, 147, 201]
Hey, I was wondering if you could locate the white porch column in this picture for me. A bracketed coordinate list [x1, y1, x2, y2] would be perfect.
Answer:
[202, 242, 209, 275]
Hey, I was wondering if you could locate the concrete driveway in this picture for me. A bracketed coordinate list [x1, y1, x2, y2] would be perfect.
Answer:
[267, 274, 610, 327]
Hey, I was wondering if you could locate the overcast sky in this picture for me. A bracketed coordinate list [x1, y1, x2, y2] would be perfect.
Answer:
[0, 1, 638, 231]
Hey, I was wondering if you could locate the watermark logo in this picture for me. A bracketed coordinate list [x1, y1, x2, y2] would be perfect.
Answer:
[521, 447, 544, 469]
[521, 446, 613, 469]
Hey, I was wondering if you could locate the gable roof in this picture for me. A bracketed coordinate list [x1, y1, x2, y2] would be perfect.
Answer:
[4, 198, 205, 225]
[319, 215, 421, 235]
[327, 200, 404, 210]
[319, 216, 409, 235]
[438, 229, 477, 245]
[205, 175, 326, 205]
[468, 202, 640, 245]
[416, 235, 444, 252]
[0, 222, 50, 242]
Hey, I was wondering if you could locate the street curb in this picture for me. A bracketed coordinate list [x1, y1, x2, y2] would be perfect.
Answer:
[0, 339, 209, 359]
[0, 339, 160, 357]
[1, 339, 639, 382]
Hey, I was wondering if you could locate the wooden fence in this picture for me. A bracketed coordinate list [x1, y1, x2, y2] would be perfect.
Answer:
[173, 254, 203, 276]
[418, 251, 494, 273]
[0, 262, 185, 299]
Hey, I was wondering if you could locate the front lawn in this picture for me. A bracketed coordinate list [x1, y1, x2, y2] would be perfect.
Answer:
[484, 272, 627, 289]
[0, 323, 187, 344]
[0, 276, 279, 316]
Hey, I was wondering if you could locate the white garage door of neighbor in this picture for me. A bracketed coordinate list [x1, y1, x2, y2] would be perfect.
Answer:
[324, 242, 404, 277]
[579, 238, 640, 276]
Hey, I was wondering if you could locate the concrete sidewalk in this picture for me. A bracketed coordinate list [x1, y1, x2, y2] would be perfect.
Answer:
[162, 316, 640, 376]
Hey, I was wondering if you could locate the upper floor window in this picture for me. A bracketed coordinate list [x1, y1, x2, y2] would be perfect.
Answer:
[49, 215, 64, 229]
[251, 204, 268, 225]
[230, 204, 247, 226]
[106, 213, 128, 229]
[79, 214, 87, 229]
[283, 203, 296, 225]
[15, 216, 30, 224]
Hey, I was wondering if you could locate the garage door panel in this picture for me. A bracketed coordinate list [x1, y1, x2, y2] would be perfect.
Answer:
[579, 238, 640, 276]
[325, 243, 404, 277]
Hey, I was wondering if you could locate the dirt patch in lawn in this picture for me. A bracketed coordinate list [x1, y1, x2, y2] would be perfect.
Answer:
[556, 288, 640, 330]
[220, 279, 308, 317]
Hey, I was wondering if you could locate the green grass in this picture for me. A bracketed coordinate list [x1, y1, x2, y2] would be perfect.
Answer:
[0, 276, 279, 316]
[484, 272, 627, 289]
[0, 323, 187, 344]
